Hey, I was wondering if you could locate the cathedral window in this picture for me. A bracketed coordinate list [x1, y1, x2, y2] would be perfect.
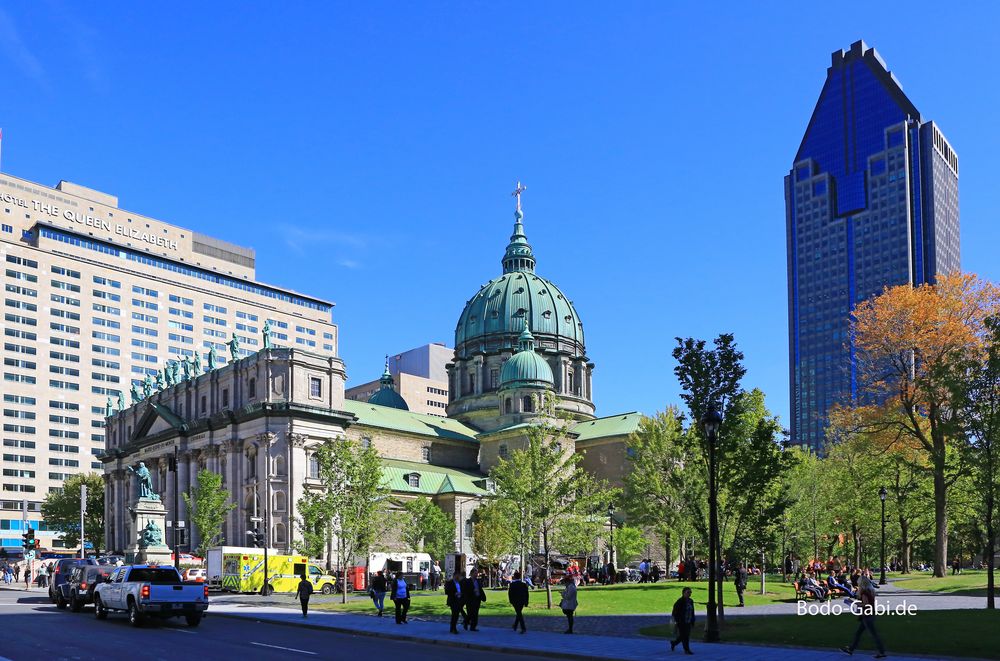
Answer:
[421, 447, 431, 462]
[498, 444, 509, 460]
[407, 473, 421, 488]
[308, 453, 319, 479]
[523, 396, 533, 413]
[567, 370, 575, 394]
[504, 398, 512, 414]
[248, 377, 256, 399]
[490, 369, 499, 389]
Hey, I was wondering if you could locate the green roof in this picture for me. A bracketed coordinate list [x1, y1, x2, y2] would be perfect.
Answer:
[342, 399, 478, 443]
[571, 411, 643, 441]
[381, 457, 489, 496]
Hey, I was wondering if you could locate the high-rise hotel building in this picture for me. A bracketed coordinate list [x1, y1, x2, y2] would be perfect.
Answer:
[1, 173, 335, 549]
[786, 41, 960, 450]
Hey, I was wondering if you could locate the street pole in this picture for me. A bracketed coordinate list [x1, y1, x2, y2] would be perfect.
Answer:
[879, 486, 888, 586]
[171, 449, 179, 565]
[608, 505, 616, 575]
[701, 405, 722, 643]
[264, 484, 269, 597]
[80, 484, 87, 559]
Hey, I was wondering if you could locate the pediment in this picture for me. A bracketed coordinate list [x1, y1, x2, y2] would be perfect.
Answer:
[132, 402, 185, 442]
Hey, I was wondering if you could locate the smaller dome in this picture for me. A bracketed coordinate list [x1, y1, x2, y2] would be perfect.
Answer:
[367, 358, 409, 410]
[500, 327, 553, 389]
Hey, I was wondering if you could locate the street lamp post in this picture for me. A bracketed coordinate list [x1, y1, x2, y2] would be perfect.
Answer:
[701, 404, 723, 643]
[608, 503, 616, 578]
[879, 486, 888, 586]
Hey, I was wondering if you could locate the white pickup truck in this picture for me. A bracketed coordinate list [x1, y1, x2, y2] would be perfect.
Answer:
[93, 565, 209, 627]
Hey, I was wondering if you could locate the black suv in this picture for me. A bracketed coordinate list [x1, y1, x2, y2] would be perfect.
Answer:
[50, 558, 98, 606]
[61, 565, 112, 612]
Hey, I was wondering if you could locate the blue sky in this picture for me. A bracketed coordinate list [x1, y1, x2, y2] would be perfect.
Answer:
[2, 2, 999, 426]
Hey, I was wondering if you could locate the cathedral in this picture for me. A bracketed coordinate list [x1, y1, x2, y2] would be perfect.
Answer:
[102, 190, 641, 560]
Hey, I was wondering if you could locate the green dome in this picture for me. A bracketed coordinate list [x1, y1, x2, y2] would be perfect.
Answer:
[367, 358, 409, 410]
[455, 208, 584, 354]
[500, 327, 554, 389]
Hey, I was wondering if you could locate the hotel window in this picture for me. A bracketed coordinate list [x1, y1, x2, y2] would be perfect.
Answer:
[204, 303, 227, 314]
[309, 377, 322, 398]
[132, 286, 158, 297]
[93, 276, 121, 288]
[51, 266, 80, 278]
[169, 294, 192, 305]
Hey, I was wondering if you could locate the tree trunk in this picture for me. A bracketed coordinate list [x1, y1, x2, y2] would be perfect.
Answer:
[665, 530, 671, 576]
[716, 540, 725, 626]
[543, 525, 552, 609]
[341, 535, 348, 604]
[987, 487, 995, 609]
[852, 524, 862, 569]
[933, 453, 949, 578]
[899, 518, 910, 574]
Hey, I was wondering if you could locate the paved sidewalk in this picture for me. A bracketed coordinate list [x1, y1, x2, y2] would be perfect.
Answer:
[208, 601, 943, 661]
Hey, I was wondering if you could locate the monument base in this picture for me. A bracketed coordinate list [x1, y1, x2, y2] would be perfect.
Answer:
[127, 496, 173, 566]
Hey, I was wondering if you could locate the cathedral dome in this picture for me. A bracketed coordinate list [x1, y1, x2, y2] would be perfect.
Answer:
[454, 203, 584, 355]
[500, 327, 554, 389]
[367, 358, 409, 410]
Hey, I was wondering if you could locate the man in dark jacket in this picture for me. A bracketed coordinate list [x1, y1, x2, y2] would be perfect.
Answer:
[461, 567, 487, 631]
[671, 587, 695, 654]
[735, 563, 748, 607]
[508, 570, 529, 633]
[444, 570, 465, 634]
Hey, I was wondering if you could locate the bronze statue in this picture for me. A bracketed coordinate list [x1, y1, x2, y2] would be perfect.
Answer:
[117, 391, 126, 412]
[228, 333, 240, 361]
[208, 345, 218, 370]
[139, 520, 163, 548]
[193, 352, 202, 374]
[105, 397, 114, 418]
[127, 462, 158, 501]
[142, 375, 153, 399]
[262, 320, 272, 349]
[130, 384, 141, 404]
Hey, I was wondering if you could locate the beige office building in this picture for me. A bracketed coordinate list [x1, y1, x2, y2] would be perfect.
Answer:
[346, 343, 451, 415]
[1, 172, 335, 549]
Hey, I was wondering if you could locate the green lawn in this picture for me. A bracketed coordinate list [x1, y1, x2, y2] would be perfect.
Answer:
[891, 570, 996, 597]
[313, 580, 796, 617]
[640, 610, 1000, 659]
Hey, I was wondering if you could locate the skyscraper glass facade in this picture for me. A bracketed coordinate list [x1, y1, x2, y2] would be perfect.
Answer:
[786, 41, 960, 450]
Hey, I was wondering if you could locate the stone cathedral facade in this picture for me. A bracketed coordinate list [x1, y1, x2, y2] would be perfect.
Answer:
[103, 194, 641, 561]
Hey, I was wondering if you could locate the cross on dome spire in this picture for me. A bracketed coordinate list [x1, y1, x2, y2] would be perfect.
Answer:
[502, 181, 535, 274]
[512, 181, 526, 215]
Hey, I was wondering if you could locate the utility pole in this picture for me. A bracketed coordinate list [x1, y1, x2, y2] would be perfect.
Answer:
[170, 449, 179, 565]
[80, 484, 87, 559]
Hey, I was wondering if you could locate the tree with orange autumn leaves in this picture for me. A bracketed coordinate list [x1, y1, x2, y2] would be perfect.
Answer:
[830, 273, 1000, 578]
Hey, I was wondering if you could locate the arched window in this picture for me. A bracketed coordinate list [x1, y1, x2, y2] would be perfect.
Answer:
[308, 453, 319, 479]
[504, 398, 512, 414]
[274, 455, 287, 477]
[407, 473, 421, 488]
[523, 396, 533, 413]
[274, 491, 287, 512]
[248, 377, 257, 399]
[567, 370, 575, 394]
[498, 444, 509, 460]
[274, 522, 287, 545]
[246, 450, 257, 478]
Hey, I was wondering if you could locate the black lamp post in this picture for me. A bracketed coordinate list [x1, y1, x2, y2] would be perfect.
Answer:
[608, 503, 616, 578]
[879, 486, 888, 586]
[701, 404, 723, 643]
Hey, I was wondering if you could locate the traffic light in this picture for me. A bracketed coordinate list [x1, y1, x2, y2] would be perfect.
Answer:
[246, 529, 264, 547]
[22, 527, 35, 552]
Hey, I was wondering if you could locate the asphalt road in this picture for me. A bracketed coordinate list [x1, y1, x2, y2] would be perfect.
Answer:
[0, 588, 549, 661]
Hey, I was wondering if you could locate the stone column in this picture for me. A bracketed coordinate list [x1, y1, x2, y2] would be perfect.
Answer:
[288, 433, 308, 551]
[176, 450, 190, 546]
[187, 450, 202, 552]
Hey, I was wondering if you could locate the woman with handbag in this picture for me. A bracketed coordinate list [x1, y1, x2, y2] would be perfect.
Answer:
[558, 575, 578, 634]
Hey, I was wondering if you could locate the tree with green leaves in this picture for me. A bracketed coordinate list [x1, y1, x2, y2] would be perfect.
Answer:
[295, 490, 330, 559]
[41, 473, 104, 552]
[402, 496, 455, 562]
[471, 499, 517, 586]
[183, 469, 236, 558]
[490, 416, 615, 608]
[952, 315, 1000, 607]
[302, 438, 390, 603]
[623, 408, 701, 573]
[613, 525, 648, 566]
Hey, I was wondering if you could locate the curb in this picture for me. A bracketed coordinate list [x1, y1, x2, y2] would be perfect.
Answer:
[209, 610, 633, 661]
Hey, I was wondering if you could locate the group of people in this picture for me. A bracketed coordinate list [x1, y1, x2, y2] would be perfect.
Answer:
[636, 559, 662, 583]
[0, 560, 49, 588]
[797, 567, 864, 600]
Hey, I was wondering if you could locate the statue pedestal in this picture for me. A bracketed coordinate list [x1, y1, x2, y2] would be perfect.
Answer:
[126, 497, 173, 566]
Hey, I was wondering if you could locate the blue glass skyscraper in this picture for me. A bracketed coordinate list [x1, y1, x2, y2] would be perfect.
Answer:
[786, 41, 960, 450]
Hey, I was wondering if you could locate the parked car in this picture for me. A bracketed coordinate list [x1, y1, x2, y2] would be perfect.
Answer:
[94, 565, 209, 627]
[60, 565, 113, 612]
[183, 568, 206, 582]
[49, 558, 98, 605]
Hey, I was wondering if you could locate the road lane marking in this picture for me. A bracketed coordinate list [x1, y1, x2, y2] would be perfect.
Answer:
[250, 642, 317, 655]
[169, 628, 197, 634]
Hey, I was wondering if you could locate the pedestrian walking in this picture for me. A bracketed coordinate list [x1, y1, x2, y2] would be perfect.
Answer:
[389, 572, 410, 624]
[445, 570, 465, 634]
[294, 573, 313, 618]
[370, 570, 387, 616]
[13, 563, 20, 583]
[23, 565, 31, 589]
[670, 586, 695, 654]
[36, 563, 48, 588]
[461, 567, 486, 631]
[558, 575, 578, 634]
[735, 563, 748, 607]
[508, 570, 529, 633]
[841, 570, 887, 658]
[420, 567, 429, 590]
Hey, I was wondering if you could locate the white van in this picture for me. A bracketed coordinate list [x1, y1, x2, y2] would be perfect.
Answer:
[369, 552, 432, 586]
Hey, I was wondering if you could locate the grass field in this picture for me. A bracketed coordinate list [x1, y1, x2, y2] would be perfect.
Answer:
[891, 570, 996, 597]
[639, 609, 1000, 659]
[313, 580, 798, 617]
